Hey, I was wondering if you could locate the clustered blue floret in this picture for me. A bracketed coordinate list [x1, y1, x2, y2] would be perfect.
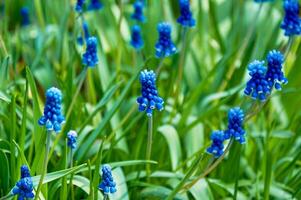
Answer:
[244, 60, 270, 101]
[137, 70, 164, 117]
[67, 130, 78, 149]
[266, 50, 288, 90]
[155, 22, 177, 58]
[207, 130, 225, 158]
[82, 36, 98, 67]
[130, 25, 144, 50]
[20, 7, 30, 26]
[75, 0, 85, 13]
[99, 165, 117, 194]
[281, 0, 301, 36]
[177, 0, 196, 27]
[77, 21, 90, 45]
[12, 165, 34, 200]
[38, 87, 65, 133]
[224, 107, 246, 144]
[131, 1, 146, 22]
[88, 0, 103, 11]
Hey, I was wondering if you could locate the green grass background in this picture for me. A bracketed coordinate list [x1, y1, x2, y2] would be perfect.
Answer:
[0, 0, 301, 199]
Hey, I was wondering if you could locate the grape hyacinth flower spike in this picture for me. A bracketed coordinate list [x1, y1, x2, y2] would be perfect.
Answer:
[130, 25, 144, 50]
[281, 0, 301, 36]
[244, 60, 270, 101]
[136, 70, 164, 117]
[67, 130, 78, 149]
[38, 87, 65, 133]
[177, 0, 196, 27]
[88, 0, 103, 11]
[207, 130, 225, 158]
[155, 22, 177, 58]
[12, 165, 34, 199]
[75, 0, 85, 13]
[266, 50, 288, 90]
[131, 1, 146, 23]
[82, 36, 98, 67]
[99, 165, 117, 195]
[77, 21, 90, 45]
[20, 7, 30, 26]
[224, 107, 246, 144]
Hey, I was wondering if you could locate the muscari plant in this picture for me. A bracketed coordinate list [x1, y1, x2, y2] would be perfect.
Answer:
[1, 0, 301, 199]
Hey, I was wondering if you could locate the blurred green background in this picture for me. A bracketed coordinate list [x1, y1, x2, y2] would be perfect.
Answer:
[0, 0, 301, 199]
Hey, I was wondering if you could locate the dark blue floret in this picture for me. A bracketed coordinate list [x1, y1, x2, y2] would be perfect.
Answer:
[82, 36, 98, 67]
[155, 22, 177, 58]
[99, 165, 117, 194]
[88, 0, 103, 11]
[207, 130, 225, 158]
[137, 70, 164, 117]
[67, 130, 78, 149]
[224, 107, 246, 144]
[131, 1, 146, 22]
[20, 7, 30, 26]
[281, 0, 301, 36]
[12, 166, 34, 200]
[75, 0, 85, 13]
[130, 25, 144, 50]
[244, 60, 271, 101]
[177, 0, 196, 27]
[266, 50, 288, 90]
[38, 87, 65, 133]
[77, 21, 90, 45]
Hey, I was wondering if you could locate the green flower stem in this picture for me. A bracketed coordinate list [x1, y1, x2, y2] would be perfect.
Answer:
[284, 36, 294, 60]
[104, 194, 109, 200]
[70, 149, 75, 200]
[155, 59, 165, 75]
[146, 116, 153, 177]
[0, 193, 14, 200]
[35, 131, 52, 200]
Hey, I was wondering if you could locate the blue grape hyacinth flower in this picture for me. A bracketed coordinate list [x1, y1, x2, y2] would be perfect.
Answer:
[38, 87, 65, 133]
[88, 0, 103, 11]
[266, 50, 288, 90]
[207, 130, 225, 158]
[99, 165, 117, 194]
[20, 7, 30, 26]
[75, 0, 85, 13]
[224, 107, 246, 144]
[77, 21, 90, 45]
[177, 0, 196, 27]
[244, 60, 271, 101]
[130, 25, 144, 50]
[131, 1, 146, 22]
[136, 70, 164, 117]
[12, 165, 34, 200]
[155, 22, 177, 58]
[82, 36, 98, 67]
[67, 130, 78, 149]
[281, 0, 301, 36]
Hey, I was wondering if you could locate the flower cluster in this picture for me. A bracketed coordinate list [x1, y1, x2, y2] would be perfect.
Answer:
[77, 21, 90, 45]
[38, 87, 65, 133]
[155, 22, 177, 58]
[244, 60, 270, 101]
[75, 0, 85, 13]
[207, 130, 225, 158]
[99, 165, 117, 194]
[281, 0, 301, 36]
[207, 107, 246, 157]
[12, 165, 34, 200]
[131, 1, 146, 23]
[82, 36, 98, 67]
[130, 25, 144, 50]
[137, 70, 164, 117]
[20, 7, 30, 26]
[177, 0, 196, 27]
[266, 50, 288, 90]
[224, 107, 246, 144]
[67, 130, 78, 149]
[88, 0, 103, 11]
[244, 50, 287, 101]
